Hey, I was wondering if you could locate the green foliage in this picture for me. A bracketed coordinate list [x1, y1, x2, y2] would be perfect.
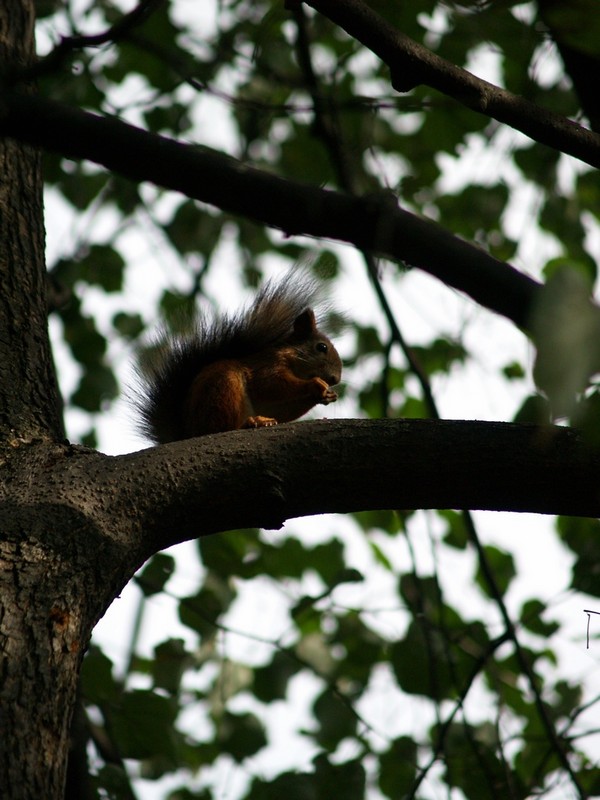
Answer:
[557, 516, 600, 596]
[245, 755, 365, 800]
[378, 737, 417, 798]
[520, 599, 560, 638]
[111, 690, 180, 764]
[392, 574, 491, 699]
[136, 553, 176, 596]
[475, 546, 516, 598]
[439, 720, 528, 799]
[38, 0, 600, 797]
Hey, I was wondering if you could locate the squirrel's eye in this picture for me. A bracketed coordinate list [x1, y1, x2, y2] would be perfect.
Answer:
[316, 342, 328, 353]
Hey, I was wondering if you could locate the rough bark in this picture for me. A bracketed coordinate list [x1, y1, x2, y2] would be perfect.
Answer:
[0, 3, 74, 796]
[9, 421, 598, 557]
[1, 533, 105, 798]
[0, 10, 63, 443]
[0, 442, 147, 799]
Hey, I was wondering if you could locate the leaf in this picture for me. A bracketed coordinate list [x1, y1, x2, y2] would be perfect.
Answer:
[572, 390, 600, 447]
[165, 201, 223, 256]
[81, 647, 120, 706]
[369, 540, 394, 570]
[512, 393, 551, 424]
[245, 772, 317, 800]
[391, 620, 456, 698]
[378, 737, 417, 798]
[436, 184, 509, 242]
[439, 721, 527, 798]
[112, 311, 145, 339]
[520, 599, 560, 637]
[440, 509, 468, 550]
[59, 301, 107, 364]
[216, 711, 267, 762]
[58, 168, 108, 211]
[544, 255, 597, 289]
[331, 567, 364, 587]
[312, 690, 357, 748]
[178, 578, 235, 636]
[502, 361, 526, 380]
[71, 365, 118, 411]
[198, 529, 261, 579]
[541, 0, 600, 57]
[111, 690, 179, 762]
[557, 516, 600, 597]
[152, 639, 192, 694]
[136, 553, 176, 596]
[79, 245, 126, 292]
[92, 764, 134, 798]
[393, 576, 490, 699]
[578, 170, 600, 220]
[353, 509, 403, 536]
[475, 545, 516, 598]
[313, 755, 365, 800]
[167, 788, 212, 800]
[145, 102, 192, 136]
[532, 266, 600, 417]
[514, 144, 560, 189]
[410, 337, 468, 376]
[330, 612, 385, 686]
[253, 650, 302, 703]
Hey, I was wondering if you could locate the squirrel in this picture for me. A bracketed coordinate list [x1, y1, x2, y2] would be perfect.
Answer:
[134, 273, 343, 443]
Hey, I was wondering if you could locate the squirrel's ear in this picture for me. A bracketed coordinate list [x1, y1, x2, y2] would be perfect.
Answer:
[293, 308, 317, 338]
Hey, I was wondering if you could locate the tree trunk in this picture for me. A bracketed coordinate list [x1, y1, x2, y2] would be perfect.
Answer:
[0, 3, 79, 797]
[0, 535, 91, 798]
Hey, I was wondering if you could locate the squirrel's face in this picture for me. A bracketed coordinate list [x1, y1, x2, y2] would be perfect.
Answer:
[314, 339, 342, 385]
[289, 336, 342, 386]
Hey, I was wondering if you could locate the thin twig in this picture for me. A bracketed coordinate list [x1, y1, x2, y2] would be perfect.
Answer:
[22, 0, 166, 82]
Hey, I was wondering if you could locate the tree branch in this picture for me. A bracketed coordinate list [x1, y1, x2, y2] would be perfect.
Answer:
[25, 0, 166, 81]
[47, 419, 600, 560]
[302, 0, 600, 169]
[0, 92, 540, 329]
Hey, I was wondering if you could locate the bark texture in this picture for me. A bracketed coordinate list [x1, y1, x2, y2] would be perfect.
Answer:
[0, 5, 63, 444]
[0, 3, 73, 797]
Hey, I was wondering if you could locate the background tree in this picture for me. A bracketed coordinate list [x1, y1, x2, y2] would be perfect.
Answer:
[1, 0, 600, 798]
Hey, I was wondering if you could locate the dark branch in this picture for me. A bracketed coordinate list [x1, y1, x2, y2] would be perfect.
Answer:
[303, 0, 600, 170]
[0, 92, 540, 329]
[62, 419, 600, 559]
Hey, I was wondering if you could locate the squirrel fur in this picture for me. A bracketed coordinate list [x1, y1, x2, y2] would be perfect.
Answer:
[134, 273, 343, 443]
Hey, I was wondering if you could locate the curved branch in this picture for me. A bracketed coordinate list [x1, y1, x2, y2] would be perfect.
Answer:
[0, 92, 540, 329]
[47, 419, 600, 560]
[303, 0, 600, 169]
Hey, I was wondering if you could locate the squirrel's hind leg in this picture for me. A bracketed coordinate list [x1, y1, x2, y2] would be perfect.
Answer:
[184, 363, 250, 435]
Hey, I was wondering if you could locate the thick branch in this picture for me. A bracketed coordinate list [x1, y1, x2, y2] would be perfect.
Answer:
[303, 0, 600, 169]
[50, 419, 600, 558]
[0, 93, 540, 329]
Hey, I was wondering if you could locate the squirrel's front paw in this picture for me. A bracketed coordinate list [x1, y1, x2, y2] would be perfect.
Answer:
[244, 415, 278, 428]
[320, 387, 338, 405]
[313, 377, 338, 405]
